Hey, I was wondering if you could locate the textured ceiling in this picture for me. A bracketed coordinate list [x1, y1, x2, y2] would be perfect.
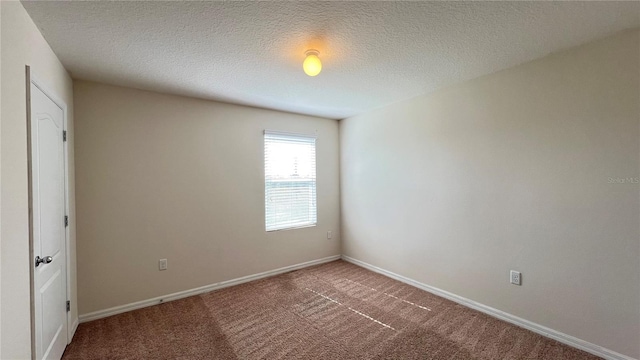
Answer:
[22, 1, 640, 119]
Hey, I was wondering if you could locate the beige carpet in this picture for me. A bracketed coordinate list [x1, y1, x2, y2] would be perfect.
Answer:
[63, 260, 599, 359]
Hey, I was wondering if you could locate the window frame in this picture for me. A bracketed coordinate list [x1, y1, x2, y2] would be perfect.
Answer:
[263, 130, 318, 232]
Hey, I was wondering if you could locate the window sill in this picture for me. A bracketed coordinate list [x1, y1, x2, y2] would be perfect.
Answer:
[266, 223, 317, 232]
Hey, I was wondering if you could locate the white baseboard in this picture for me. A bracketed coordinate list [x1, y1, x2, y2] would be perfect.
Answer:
[68, 317, 79, 344]
[79, 255, 341, 323]
[341, 255, 636, 360]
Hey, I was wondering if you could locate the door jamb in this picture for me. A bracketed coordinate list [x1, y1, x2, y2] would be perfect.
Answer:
[26, 66, 73, 359]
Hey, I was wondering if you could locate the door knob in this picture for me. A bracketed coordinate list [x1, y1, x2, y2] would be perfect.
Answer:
[35, 255, 53, 267]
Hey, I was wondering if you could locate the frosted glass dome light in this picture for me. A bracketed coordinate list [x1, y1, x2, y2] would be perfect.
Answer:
[303, 49, 322, 77]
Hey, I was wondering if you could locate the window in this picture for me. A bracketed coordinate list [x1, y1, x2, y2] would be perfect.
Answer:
[264, 131, 317, 231]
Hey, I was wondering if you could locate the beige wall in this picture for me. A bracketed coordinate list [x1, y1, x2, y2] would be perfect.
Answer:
[340, 29, 640, 358]
[73, 81, 341, 315]
[1, 1, 77, 358]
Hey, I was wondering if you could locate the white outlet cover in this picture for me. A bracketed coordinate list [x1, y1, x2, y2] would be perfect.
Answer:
[159, 259, 168, 271]
[327, 231, 332, 239]
[510, 270, 521, 285]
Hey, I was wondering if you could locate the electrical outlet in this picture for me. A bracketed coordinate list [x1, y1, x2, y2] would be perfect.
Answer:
[327, 231, 332, 239]
[510, 270, 521, 285]
[159, 259, 168, 271]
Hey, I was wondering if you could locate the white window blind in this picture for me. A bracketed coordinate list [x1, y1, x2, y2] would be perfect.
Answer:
[264, 131, 317, 231]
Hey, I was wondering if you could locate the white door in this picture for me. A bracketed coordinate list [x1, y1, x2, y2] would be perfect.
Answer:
[31, 81, 68, 360]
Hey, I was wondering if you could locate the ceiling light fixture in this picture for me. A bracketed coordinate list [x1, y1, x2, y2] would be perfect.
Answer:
[303, 49, 322, 77]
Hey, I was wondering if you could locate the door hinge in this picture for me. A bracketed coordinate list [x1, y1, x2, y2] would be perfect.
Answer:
[66, 300, 70, 312]
[64, 215, 69, 227]
[63, 130, 67, 142]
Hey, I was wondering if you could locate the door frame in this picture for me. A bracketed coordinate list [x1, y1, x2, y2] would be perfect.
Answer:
[26, 66, 73, 358]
